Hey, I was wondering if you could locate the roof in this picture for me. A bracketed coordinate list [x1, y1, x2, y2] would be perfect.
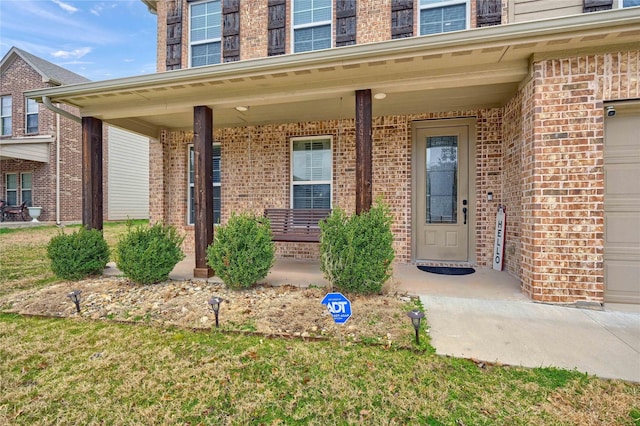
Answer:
[140, 0, 157, 14]
[0, 47, 90, 86]
[25, 8, 640, 138]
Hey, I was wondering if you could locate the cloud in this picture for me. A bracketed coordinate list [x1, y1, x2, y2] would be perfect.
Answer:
[90, 5, 104, 16]
[51, 47, 92, 59]
[51, 0, 78, 13]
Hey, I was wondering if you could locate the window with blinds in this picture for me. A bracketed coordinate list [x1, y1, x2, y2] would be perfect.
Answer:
[419, 0, 468, 36]
[291, 137, 332, 209]
[190, 0, 222, 66]
[293, 0, 332, 53]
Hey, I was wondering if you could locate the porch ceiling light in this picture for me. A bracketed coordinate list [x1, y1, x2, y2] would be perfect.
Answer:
[406, 309, 425, 345]
[208, 296, 224, 328]
[235, 106, 249, 112]
[68, 290, 82, 313]
[374, 92, 387, 100]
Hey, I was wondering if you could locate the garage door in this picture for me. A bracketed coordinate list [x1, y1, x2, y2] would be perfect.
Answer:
[604, 104, 640, 304]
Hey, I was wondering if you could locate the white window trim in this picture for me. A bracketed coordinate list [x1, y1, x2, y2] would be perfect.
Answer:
[25, 97, 38, 134]
[188, 0, 222, 68]
[418, 0, 470, 36]
[1, 95, 11, 136]
[5, 173, 18, 204]
[187, 143, 221, 225]
[291, 1, 333, 53]
[290, 135, 333, 209]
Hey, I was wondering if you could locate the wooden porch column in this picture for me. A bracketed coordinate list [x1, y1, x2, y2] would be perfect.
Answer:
[193, 106, 214, 278]
[355, 89, 373, 214]
[82, 117, 103, 231]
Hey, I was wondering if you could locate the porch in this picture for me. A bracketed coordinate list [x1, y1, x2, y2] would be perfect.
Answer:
[105, 255, 526, 302]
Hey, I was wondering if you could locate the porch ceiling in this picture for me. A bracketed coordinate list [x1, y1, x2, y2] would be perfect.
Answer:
[26, 9, 640, 138]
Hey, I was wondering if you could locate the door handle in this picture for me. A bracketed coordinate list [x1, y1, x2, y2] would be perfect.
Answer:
[462, 199, 468, 225]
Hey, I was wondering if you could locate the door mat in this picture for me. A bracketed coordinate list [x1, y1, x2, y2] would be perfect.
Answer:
[417, 265, 475, 275]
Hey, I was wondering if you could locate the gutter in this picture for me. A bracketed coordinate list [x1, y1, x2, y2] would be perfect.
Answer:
[41, 97, 81, 225]
[42, 96, 81, 123]
[56, 108, 61, 225]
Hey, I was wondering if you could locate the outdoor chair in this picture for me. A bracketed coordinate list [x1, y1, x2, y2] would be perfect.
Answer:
[3, 201, 28, 221]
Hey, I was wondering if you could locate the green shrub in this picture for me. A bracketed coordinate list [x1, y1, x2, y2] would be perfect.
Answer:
[207, 212, 275, 289]
[320, 200, 395, 294]
[115, 222, 185, 284]
[47, 227, 110, 280]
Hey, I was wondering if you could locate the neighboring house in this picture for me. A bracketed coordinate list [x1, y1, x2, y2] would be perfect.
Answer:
[27, 0, 640, 305]
[0, 47, 149, 223]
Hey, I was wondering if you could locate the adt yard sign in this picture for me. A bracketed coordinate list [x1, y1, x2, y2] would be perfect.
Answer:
[321, 292, 352, 324]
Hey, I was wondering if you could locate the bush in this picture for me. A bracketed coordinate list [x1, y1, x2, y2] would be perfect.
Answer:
[47, 227, 110, 280]
[207, 212, 275, 289]
[320, 200, 395, 294]
[115, 222, 185, 284]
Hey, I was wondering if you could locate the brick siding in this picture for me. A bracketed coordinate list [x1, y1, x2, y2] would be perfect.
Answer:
[153, 108, 504, 265]
[0, 55, 87, 223]
[515, 49, 639, 304]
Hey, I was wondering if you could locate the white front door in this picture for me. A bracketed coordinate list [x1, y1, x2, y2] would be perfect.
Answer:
[414, 122, 471, 261]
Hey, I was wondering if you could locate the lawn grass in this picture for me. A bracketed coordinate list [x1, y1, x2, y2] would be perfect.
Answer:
[1, 313, 638, 425]
[1, 223, 639, 425]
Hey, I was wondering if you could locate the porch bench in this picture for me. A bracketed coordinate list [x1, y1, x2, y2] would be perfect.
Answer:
[264, 208, 331, 243]
[1, 201, 28, 222]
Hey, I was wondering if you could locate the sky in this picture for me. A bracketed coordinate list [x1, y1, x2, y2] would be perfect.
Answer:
[0, 0, 157, 81]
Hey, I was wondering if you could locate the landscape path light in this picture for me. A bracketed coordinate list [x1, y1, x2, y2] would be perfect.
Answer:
[406, 310, 425, 345]
[68, 290, 82, 313]
[208, 296, 224, 328]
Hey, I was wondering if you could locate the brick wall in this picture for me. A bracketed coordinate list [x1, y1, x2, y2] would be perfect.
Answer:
[357, 0, 391, 44]
[0, 54, 112, 224]
[155, 109, 503, 265]
[518, 49, 640, 304]
[502, 84, 524, 279]
[155, 0, 503, 73]
[0, 55, 84, 223]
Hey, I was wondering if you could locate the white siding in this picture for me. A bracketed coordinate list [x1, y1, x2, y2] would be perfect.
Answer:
[107, 126, 149, 220]
[508, 0, 583, 23]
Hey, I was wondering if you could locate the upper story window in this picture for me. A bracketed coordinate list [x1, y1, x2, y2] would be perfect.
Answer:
[190, 0, 222, 67]
[293, 0, 332, 53]
[25, 98, 38, 134]
[622, 0, 640, 6]
[188, 144, 221, 224]
[1, 96, 12, 136]
[419, 0, 468, 36]
[291, 137, 332, 209]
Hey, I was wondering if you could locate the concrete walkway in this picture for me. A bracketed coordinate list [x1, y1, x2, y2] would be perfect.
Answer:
[126, 255, 640, 382]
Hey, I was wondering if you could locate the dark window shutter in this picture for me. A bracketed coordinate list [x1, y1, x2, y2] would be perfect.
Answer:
[222, 0, 240, 62]
[336, 0, 356, 47]
[476, 0, 501, 27]
[583, 0, 613, 12]
[391, 0, 413, 39]
[166, 0, 183, 70]
[268, 0, 286, 56]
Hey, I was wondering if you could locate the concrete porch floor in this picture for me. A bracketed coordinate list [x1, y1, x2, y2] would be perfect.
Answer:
[165, 254, 527, 301]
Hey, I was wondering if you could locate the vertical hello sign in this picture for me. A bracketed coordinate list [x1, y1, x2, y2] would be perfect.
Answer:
[493, 206, 506, 271]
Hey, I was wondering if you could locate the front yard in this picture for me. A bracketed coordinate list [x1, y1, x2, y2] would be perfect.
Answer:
[0, 222, 639, 425]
